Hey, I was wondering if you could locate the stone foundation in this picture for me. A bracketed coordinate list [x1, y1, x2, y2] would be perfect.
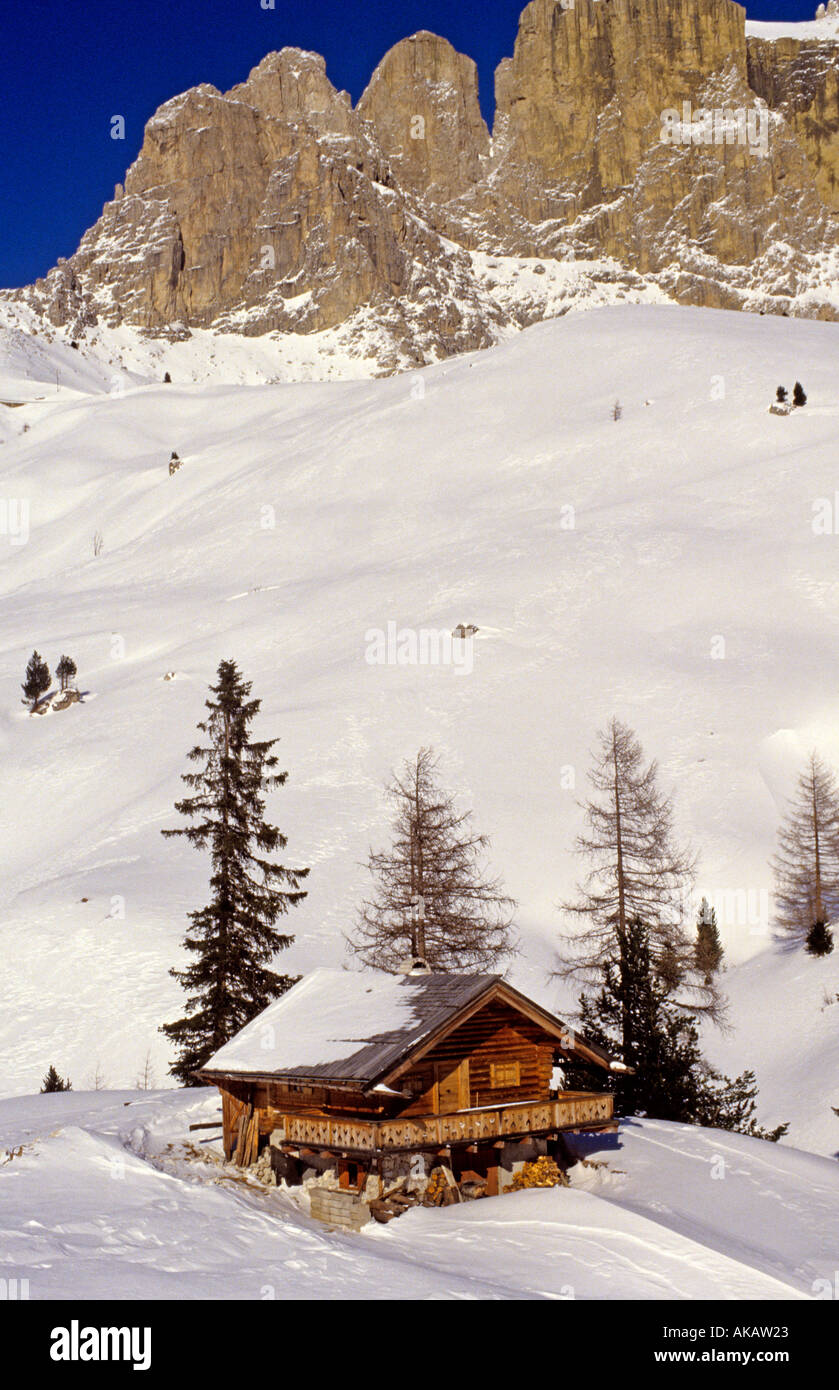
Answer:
[309, 1188, 371, 1231]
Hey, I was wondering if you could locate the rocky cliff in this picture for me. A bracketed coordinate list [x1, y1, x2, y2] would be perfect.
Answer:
[10, 0, 839, 369]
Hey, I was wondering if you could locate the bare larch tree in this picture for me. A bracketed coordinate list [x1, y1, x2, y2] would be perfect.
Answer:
[555, 718, 722, 1021]
[772, 750, 839, 948]
[348, 747, 517, 973]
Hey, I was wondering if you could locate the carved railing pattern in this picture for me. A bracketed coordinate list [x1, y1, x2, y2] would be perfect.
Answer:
[277, 1093, 613, 1153]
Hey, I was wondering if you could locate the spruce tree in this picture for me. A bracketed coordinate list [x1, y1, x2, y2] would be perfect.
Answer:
[695, 897, 724, 982]
[805, 920, 834, 956]
[41, 1065, 71, 1092]
[348, 747, 517, 973]
[792, 381, 807, 407]
[22, 651, 50, 710]
[772, 751, 839, 947]
[776, 385, 788, 403]
[56, 654, 78, 692]
[555, 718, 721, 1021]
[570, 918, 786, 1140]
[160, 659, 309, 1084]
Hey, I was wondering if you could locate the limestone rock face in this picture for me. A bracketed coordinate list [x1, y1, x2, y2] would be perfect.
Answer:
[492, 0, 748, 198]
[747, 35, 839, 209]
[357, 32, 490, 203]
[448, 0, 838, 312]
[21, 48, 504, 362]
[11, 1, 839, 366]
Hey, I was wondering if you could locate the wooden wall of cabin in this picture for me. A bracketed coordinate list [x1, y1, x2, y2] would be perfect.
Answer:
[216, 1001, 561, 1147]
[393, 1001, 556, 1114]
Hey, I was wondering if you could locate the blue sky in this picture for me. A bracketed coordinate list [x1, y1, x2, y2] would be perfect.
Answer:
[1, 0, 816, 288]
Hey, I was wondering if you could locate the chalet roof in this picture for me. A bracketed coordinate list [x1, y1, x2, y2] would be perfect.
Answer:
[197, 968, 615, 1089]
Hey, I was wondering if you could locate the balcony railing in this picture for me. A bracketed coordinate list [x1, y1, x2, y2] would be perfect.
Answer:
[274, 1091, 614, 1154]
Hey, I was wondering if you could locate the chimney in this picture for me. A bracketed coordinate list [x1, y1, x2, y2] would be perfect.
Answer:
[397, 956, 432, 976]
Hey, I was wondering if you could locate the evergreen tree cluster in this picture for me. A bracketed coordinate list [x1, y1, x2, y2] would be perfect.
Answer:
[775, 382, 807, 407]
[21, 650, 78, 711]
[570, 918, 787, 1141]
[552, 716, 798, 1142]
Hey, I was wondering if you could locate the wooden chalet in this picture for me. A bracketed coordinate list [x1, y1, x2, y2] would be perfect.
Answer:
[197, 967, 621, 1214]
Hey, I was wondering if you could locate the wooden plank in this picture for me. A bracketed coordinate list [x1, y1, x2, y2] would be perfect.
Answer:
[233, 1112, 246, 1165]
[234, 1104, 254, 1166]
[247, 1111, 259, 1165]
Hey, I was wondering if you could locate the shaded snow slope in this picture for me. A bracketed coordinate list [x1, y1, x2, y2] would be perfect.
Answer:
[1, 1091, 835, 1299]
[1, 304, 838, 1156]
[702, 946, 839, 1158]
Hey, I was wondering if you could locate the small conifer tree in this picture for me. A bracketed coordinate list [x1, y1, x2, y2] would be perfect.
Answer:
[56, 654, 78, 692]
[41, 1065, 72, 1093]
[695, 897, 724, 981]
[805, 920, 834, 956]
[22, 651, 50, 710]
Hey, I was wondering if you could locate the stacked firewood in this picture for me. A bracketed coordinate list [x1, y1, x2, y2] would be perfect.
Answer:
[232, 1104, 260, 1167]
[510, 1155, 567, 1190]
[369, 1186, 423, 1224]
[422, 1169, 450, 1207]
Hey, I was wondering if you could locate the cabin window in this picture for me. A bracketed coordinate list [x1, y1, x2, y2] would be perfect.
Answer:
[489, 1060, 520, 1088]
[401, 1069, 432, 1098]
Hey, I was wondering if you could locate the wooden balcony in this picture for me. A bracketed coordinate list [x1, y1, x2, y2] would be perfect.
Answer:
[273, 1092, 614, 1155]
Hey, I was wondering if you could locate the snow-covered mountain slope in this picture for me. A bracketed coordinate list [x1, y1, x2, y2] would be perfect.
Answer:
[0, 258, 671, 392]
[1, 303, 838, 1153]
[1, 1090, 836, 1299]
[703, 947, 839, 1158]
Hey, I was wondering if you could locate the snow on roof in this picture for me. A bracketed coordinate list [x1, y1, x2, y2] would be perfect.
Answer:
[200, 968, 500, 1085]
